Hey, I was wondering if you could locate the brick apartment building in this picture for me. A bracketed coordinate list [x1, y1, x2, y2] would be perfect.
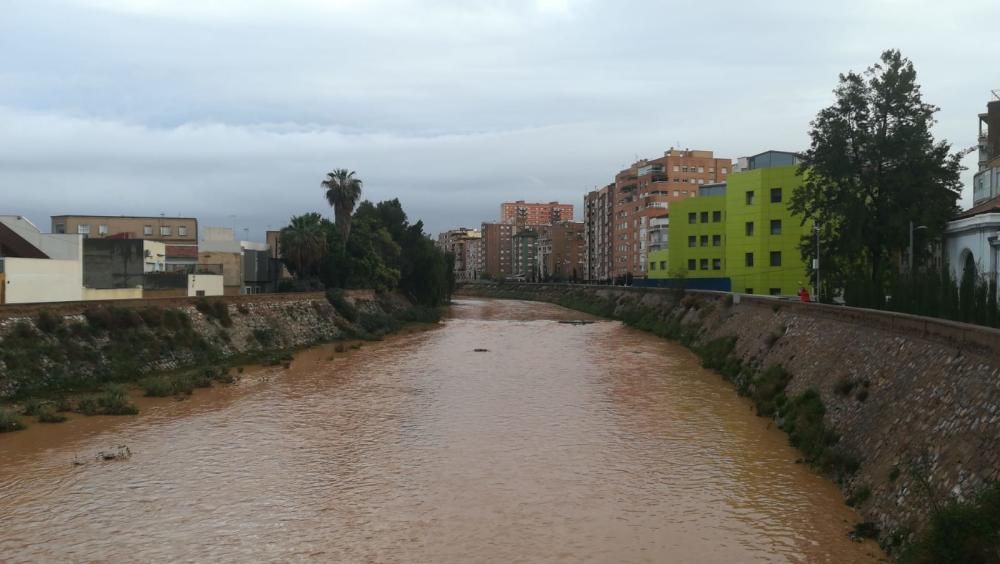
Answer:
[584, 184, 614, 282]
[606, 148, 732, 281]
[539, 221, 585, 281]
[500, 201, 574, 225]
[481, 222, 514, 277]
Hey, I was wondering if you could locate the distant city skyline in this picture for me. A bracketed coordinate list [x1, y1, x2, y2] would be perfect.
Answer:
[2, 0, 998, 239]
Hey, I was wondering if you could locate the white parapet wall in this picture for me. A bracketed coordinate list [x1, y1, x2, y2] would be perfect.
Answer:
[1, 258, 84, 304]
[188, 274, 224, 297]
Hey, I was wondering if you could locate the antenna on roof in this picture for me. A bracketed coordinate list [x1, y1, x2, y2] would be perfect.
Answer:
[992, 89, 1000, 101]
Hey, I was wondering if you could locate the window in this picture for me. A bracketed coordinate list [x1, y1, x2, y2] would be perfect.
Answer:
[712, 211, 722, 222]
[688, 212, 697, 224]
[688, 259, 696, 271]
[745, 191, 755, 205]
[160, 226, 172, 236]
[722, 167, 728, 174]
[745, 288, 753, 294]
[681, 166, 688, 172]
[659, 260, 666, 270]
[143, 225, 153, 235]
[700, 235, 709, 247]
[770, 219, 782, 235]
[697, 179, 704, 184]
[672, 165, 679, 172]
[700, 211, 709, 223]
[769, 288, 781, 296]
[745, 222, 754, 236]
[689, 178, 696, 184]
[770, 187, 782, 203]
[77, 224, 90, 234]
[698, 166, 704, 173]
[712, 234, 721, 246]
[770, 251, 782, 266]
[709, 167, 715, 173]
[178, 226, 188, 237]
[745, 252, 754, 267]
[688, 236, 696, 247]
[673, 190, 679, 196]
[54, 224, 65, 234]
[712, 258, 721, 270]
[699, 259, 708, 270]
[650, 262, 657, 271]
[98, 224, 108, 235]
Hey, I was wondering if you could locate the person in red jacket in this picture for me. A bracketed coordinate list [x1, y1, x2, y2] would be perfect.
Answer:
[798, 287, 811, 303]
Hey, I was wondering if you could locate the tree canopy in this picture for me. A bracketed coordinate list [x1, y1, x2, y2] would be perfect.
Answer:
[790, 49, 963, 306]
[281, 188, 454, 306]
[321, 169, 363, 251]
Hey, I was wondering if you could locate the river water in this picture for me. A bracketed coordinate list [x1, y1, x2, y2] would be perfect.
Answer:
[0, 298, 883, 563]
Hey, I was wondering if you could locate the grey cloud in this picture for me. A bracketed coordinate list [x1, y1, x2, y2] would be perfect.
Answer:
[1, 0, 998, 238]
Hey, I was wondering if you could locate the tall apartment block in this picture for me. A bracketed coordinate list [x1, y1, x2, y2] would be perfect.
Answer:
[501, 201, 574, 225]
[584, 184, 614, 282]
[611, 148, 732, 280]
[481, 222, 514, 277]
[538, 221, 586, 281]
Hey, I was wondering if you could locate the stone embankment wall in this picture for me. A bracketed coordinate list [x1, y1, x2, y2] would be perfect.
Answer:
[0, 291, 412, 401]
[458, 283, 1000, 545]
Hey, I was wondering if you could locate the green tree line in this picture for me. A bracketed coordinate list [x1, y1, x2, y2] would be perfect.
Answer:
[278, 169, 455, 307]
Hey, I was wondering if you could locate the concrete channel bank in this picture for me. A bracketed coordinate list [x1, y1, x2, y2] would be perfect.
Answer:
[458, 283, 1000, 547]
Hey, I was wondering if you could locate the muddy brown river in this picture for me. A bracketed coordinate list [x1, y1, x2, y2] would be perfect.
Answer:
[0, 298, 883, 562]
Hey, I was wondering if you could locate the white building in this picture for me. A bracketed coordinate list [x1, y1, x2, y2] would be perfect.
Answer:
[944, 198, 1000, 289]
[944, 96, 1000, 293]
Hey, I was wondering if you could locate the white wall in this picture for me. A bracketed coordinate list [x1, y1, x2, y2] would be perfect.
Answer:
[1, 258, 83, 304]
[944, 214, 1000, 287]
[188, 274, 224, 297]
[0, 215, 83, 260]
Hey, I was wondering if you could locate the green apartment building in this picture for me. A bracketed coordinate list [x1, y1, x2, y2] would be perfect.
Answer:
[659, 151, 813, 296]
[666, 183, 728, 280]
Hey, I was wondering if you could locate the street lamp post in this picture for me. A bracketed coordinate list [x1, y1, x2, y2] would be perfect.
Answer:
[909, 221, 928, 276]
[813, 223, 820, 302]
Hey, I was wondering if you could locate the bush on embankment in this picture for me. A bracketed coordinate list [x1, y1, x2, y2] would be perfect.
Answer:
[899, 482, 1000, 563]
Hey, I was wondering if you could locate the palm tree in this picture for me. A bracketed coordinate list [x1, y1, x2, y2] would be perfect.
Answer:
[321, 169, 363, 250]
[280, 213, 328, 278]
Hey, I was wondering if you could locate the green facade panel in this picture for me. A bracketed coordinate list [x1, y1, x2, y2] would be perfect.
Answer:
[667, 195, 727, 279]
[647, 249, 670, 279]
[723, 165, 812, 296]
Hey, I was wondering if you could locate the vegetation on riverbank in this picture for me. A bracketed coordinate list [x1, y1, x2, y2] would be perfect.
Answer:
[898, 482, 1000, 564]
[0, 289, 439, 432]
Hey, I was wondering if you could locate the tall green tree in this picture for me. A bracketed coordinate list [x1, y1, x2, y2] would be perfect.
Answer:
[321, 169, 363, 251]
[791, 50, 963, 305]
[279, 213, 330, 278]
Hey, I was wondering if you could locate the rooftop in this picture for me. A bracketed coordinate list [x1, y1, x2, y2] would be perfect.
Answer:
[953, 194, 1000, 220]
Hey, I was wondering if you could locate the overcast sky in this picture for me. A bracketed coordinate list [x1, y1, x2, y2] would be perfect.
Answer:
[2, 0, 998, 240]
